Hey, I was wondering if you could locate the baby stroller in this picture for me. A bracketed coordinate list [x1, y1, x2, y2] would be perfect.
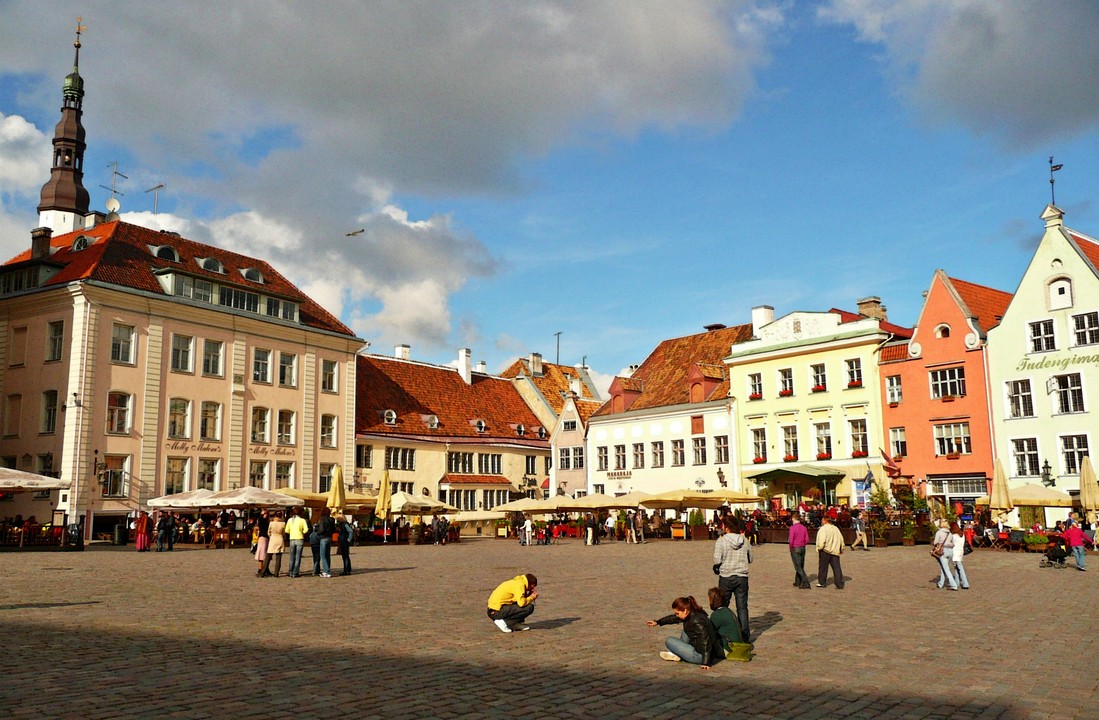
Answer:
[1039, 536, 1069, 569]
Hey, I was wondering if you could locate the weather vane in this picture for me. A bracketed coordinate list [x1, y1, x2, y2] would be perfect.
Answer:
[1049, 156, 1063, 206]
[75, 16, 86, 47]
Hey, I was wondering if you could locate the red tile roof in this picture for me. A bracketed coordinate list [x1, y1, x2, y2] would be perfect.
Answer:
[879, 342, 909, 363]
[946, 276, 1012, 333]
[356, 354, 548, 445]
[440, 473, 516, 486]
[829, 309, 913, 338]
[593, 323, 753, 417]
[6, 221, 356, 337]
[1069, 230, 1099, 274]
[499, 357, 598, 415]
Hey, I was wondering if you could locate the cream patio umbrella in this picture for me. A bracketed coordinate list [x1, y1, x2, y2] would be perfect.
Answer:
[0, 467, 71, 492]
[606, 490, 653, 509]
[642, 488, 762, 512]
[327, 464, 347, 515]
[1078, 456, 1099, 525]
[205, 486, 305, 509]
[148, 487, 214, 510]
[494, 496, 555, 513]
[274, 487, 329, 507]
[985, 458, 1014, 521]
[556, 493, 618, 512]
[374, 471, 394, 543]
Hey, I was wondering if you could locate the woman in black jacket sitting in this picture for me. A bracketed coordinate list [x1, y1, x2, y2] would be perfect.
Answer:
[646, 595, 721, 670]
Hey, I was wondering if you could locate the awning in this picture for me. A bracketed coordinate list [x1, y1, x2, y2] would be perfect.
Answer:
[744, 464, 847, 483]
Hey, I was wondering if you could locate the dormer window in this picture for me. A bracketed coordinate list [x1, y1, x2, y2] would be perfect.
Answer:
[537, 427, 547, 439]
[241, 267, 264, 283]
[474, 419, 487, 433]
[199, 257, 224, 273]
[152, 245, 179, 262]
[516, 424, 526, 436]
[425, 415, 439, 429]
[383, 409, 397, 426]
[935, 324, 951, 339]
[71, 235, 93, 251]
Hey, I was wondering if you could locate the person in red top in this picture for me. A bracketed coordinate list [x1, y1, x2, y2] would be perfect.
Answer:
[1063, 518, 1092, 572]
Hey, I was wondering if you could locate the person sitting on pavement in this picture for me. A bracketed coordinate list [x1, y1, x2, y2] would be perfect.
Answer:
[487, 573, 538, 633]
[646, 595, 721, 670]
[706, 587, 745, 655]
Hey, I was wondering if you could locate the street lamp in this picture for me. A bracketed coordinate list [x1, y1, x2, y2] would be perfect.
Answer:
[1041, 459, 1056, 487]
[717, 467, 726, 487]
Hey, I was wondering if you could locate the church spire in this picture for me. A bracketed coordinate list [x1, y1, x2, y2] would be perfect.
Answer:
[38, 18, 91, 232]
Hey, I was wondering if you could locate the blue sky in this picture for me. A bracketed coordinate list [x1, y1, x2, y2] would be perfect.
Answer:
[1, 1, 1098, 394]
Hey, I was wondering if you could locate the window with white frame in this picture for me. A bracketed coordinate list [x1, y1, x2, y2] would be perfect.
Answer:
[752, 428, 767, 462]
[886, 375, 902, 404]
[563, 420, 577, 432]
[197, 458, 218, 491]
[202, 339, 223, 376]
[165, 457, 188, 495]
[106, 392, 130, 434]
[1029, 319, 1055, 352]
[251, 407, 270, 443]
[1061, 435, 1089, 475]
[558, 447, 572, 471]
[385, 447, 416, 471]
[889, 427, 907, 458]
[1011, 438, 1039, 477]
[321, 359, 338, 392]
[815, 422, 832, 458]
[692, 437, 707, 465]
[249, 460, 268, 488]
[111, 324, 135, 364]
[779, 368, 794, 395]
[101, 454, 129, 497]
[809, 363, 827, 391]
[632, 443, 644, 469]
[525, 456, 536, 475]
[220, 287, 260, 313]
[41, 390, 58, 434]
[783, 426, 798, 459]
[320, 414, 337, 447]
[849, 419, 868, 455]
[845, 358, 863, 387]
[357, 444, 373, 469]
[572, 446, 584, 469]
[170, 334, 193, 372]
[671, 439, 685, 467]
[275, 461, 294, 489]
[278, 352, 297, 387]
[478, 453, 502, 475]
[450, 451, 474, 473]
[253, 348, 271, 383]
[930, 367, 966, 398]
[651, 441, 664, 468]
[200, 402, 221, 441]
[1007, 380, 1034, 418]
[1054, 373, 1085, 414]
[46, 321, 64, 361]
[318, 463, 335, 494]
[277, 410, 296, 445]
[748, 373, 762, 398]
[1074, 311, 1099, 346]
[714, 435, 729, 464]
[597, 446, 608, 472]
[167, 398, 191, 439]
[614, 445, 626, 470]
[934, 423, 971, 456]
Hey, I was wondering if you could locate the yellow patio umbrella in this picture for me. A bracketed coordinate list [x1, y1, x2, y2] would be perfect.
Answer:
[556, 493, 618, 511]
[327, 464, 347, 515]
[642, 488, 761, 511]
[1078, 456, 1099, 525]
[986, 458, 1014, 520]
[374, 470, 393, 543]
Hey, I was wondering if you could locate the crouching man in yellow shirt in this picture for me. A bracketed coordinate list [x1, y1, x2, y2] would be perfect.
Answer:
[487, 573, 538, 633]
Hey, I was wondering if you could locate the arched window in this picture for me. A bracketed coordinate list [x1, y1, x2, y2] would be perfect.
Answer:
[1049, 276, 1073, 310]
[154, 245, 179, 262]
[200, 257, 224, 273]
[934, 324, 951, 339]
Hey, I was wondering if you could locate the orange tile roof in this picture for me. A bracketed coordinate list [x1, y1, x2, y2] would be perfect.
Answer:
[593, 323, 753, 417]
[829, 308, 914, 338]
[356, 354, 548, 445]
[6, 221, 355, 337]
[499, 357, 598, 415]
[947, 275, 1013, 332]
[879, 342, 909, 363]
[440, 473, 516, 485]
[574, 398, 603, 425]
[1069, 230, 1099, 274]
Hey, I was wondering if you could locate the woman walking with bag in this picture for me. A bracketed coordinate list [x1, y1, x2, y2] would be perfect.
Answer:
[931, 519, 959, 591]
[950, 521, 970, 590]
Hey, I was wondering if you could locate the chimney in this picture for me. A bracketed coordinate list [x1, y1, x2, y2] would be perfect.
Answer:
[529, 352, 543, 377]
[31, 227, 53, 260]
[570, 374, 583, 396]
[457, 348, 472, 384]
[475, 360, 487, 373]
[856, 296, 887, 322]
[751, 305, 774, 334]
[394, 344, 410, 360]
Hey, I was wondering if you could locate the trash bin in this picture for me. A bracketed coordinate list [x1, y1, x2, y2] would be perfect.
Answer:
[113, 523, 128, 546]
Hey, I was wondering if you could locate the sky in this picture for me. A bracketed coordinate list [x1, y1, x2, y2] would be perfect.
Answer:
[1, 1, 1098, 396]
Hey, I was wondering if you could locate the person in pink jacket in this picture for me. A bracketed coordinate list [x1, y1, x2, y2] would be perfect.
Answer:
[1063, 518, 1092, 572]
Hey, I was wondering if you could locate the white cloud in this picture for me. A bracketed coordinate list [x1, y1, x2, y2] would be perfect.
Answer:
[0, 112, 49, 191]
[819, 0, 1099, 145]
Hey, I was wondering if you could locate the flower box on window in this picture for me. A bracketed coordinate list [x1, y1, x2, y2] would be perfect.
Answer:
[783, 454, 798, 463]
[941, 395, 955, 403]
[812, 384, 826, 393]
[851, 450, 868, 458]
[816, 452, 832, 461]
[847, 381, 863, 389]
[748, 393, 762, 401]
[778, 389, 793, 397]
[946, 452, 960, 460]
[888, 401, 899, 408]
[752, 457, 766, 464]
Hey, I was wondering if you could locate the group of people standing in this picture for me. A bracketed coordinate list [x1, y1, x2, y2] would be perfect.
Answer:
[253, 507, 355, 578]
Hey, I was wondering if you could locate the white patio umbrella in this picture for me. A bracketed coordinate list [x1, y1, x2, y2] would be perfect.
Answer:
[0, 467, 71, 492]
[148, 487, 215, 509]
[204, 486, 305, 509]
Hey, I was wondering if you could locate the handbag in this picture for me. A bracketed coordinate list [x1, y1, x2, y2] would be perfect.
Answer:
[930, 543, 944, 559]
[725, 642, 754, 662]
[963, 541, 973, 555]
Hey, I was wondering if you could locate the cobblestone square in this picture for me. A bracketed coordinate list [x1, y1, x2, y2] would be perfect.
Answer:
[1, 538, 1094, 719]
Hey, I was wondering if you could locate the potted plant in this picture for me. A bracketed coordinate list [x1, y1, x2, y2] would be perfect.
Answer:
[901, 518, 916, 546]
[1024, 533, 1048, 552]
[758, 485, 775, 509]
[752, 456, 766, 464]
[783, 454, 798, 462]
[852, 449, 868, 458]
[812, 384, 826, 393]
[816, 452, 832, 461]
[847, 380, 863, 389]
[748, 392, 762, 401]
[870, 519, 890, 547]
[804, 486, 823, 503]
[778, 388, 793, 397]
[688, 509, 708, 540]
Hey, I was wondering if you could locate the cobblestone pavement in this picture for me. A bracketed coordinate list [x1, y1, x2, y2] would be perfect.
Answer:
[1, 537, 1095, 719]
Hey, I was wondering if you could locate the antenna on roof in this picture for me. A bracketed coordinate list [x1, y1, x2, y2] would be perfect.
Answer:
[100, 161, 128, 198]
[145, 183, 165, 214]
[554, 331, 562, 365]
[1049, 156, 1063, 206]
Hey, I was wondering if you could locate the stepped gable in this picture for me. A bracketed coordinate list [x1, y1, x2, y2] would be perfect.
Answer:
[947, 275, 1012, 333]
[500, 357, 597, 415]
[356, 355, 545, 443]
[4, 221, 354, 337]
[593, 323, 753, 417]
